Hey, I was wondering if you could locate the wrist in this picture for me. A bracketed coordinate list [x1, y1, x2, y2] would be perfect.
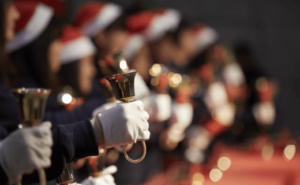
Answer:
[90, 116, 105, 148]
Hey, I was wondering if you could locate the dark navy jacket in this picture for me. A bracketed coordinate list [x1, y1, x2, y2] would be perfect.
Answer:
[14, 76, 106, 128]
[0, 77, 99, 184]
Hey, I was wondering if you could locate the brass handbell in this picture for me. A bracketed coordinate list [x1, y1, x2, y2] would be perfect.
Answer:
[11, 88, 52, 185]
[105, 70, 147, 163]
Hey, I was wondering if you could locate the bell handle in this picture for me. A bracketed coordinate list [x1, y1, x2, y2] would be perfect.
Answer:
[38, 169, 46, 185]
[123, 141, 146, 163]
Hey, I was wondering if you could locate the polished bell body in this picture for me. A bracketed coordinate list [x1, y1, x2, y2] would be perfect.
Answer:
[12, 88, 51, 127]
[56, 163, 75, 185]
[11, 88, 51, 185]
[105, 70, 147, 163]
[105, 70, 136, 102]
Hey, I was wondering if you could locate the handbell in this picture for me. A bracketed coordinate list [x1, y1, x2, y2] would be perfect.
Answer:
[11, 88, 52, 185]
[105, 70, 147, 163]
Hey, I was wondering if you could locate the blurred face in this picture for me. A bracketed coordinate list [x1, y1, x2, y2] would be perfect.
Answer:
[179, 29, 197, 59]
[78, 55, 96, 95]
[48, 39, 63, 73]
[150, 37, 175, 64]
[106, 30, 128, 53]
[5, 2, 20, 42]
[130, 45, 153, 81]
[94, 29, 128, 53]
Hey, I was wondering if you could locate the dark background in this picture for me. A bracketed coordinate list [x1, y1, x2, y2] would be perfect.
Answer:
[68, 0, 300, 135]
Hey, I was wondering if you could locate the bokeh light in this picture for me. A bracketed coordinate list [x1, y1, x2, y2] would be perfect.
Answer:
[284, 144, 296, 161]
[217, 157, 231, 171]
[62, 93, 72, 104]
[209, 168, 223, 182]
[262, 144, 274, 160]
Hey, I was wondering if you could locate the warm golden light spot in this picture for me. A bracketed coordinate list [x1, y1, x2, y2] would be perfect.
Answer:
[151, 77, 159, 86]
[99, 149, 105, 153]
[192, 173, 205, 183]
[262, 144, 274, 160]
[192, 181, 203, 185]
[217, 157, 231, 171]
[256, 77, 268, 91]
[284, 144, 296, 161]
[209, 168, 223, 182]
[62, 93, 72, 104]
[150, 64, 162, 76]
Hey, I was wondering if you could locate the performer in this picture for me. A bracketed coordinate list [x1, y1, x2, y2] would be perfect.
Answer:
[8, 2, 107, 128]
[0, 1, 151, 184]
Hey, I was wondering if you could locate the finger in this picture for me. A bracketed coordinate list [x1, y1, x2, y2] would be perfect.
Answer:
[135, 100, 144, 110]
[39, 122, 52, 135]
[40, 146, 52, 158]
[141, 119, 149, 131]
[102, 165, 117, 175]
[42, 135, 53, 147]
[143, 110, 150, 120]
[138, 130, 150, 140]
[102, 175, 114, 183]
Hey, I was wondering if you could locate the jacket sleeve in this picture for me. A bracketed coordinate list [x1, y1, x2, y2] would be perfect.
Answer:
[0, 119, 99, 184]
[44, 96, 106, 128]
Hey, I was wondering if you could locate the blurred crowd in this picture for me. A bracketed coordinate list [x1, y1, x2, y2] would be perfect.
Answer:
[0, 0, 279, 185]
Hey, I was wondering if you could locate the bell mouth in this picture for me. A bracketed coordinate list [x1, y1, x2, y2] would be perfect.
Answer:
[11, 88, 52, 95]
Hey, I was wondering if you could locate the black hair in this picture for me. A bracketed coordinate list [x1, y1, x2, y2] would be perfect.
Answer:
[164, 19, 191, 45]
[58, 60, 83, 97]
[9, 16, 64, 94]
[0, 0, 16, 87]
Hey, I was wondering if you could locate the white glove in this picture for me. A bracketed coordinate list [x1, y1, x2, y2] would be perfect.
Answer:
[211, 103, 236, 127]
[204, 82, 228, 111]
[0, 122, 52, 184]
[92, 102, 117, 117]
[166, 102, 193, 143]
[92, 100, 150, 148]
[81, 165, 117, 185]
[148, 93, 172, 122]
[252, 102, 275, 126]
[133, 71, 150, 100]
[170, 102, 193, 130]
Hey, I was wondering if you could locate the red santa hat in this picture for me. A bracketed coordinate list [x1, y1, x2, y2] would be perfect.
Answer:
[16, 0, 66, 17]
[6, 2, 54, 53]
[126, 8, 181, 42]
[59, 26, 96, 65]
[122, 34, 145, 61]
[73, 2, 122, 37]
[191, 24, 218, 53]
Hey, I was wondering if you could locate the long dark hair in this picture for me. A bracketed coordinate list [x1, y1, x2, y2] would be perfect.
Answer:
[0, 0, 16, 87]
[58, 60, 83, 97]
[9, 16, 64, 94]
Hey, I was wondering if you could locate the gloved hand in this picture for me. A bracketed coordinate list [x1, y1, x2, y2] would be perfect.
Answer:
[92, 102, 117, 117]
[148, 93, 172, 122]
[133, 71, 150, 100]
[81, 165, 117, 185]
[252, 102, 275, 126]
[0, 122, 53, 184]
[91, 100, 150, 148]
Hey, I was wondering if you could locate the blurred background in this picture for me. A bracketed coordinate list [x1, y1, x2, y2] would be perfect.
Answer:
[65, 0, 300, 135]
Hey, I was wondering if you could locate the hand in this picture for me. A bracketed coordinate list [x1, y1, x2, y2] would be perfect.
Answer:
[252, 102, 275, 126]
[170, 102, 193, 130]
[81, 165, 117, 185]
[92, 102, 117, 117]
[0, 122, 53, 184]
[148, 93, 172, 122]
[132, 71, 150, 100]
[92, 100, 150, 148]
